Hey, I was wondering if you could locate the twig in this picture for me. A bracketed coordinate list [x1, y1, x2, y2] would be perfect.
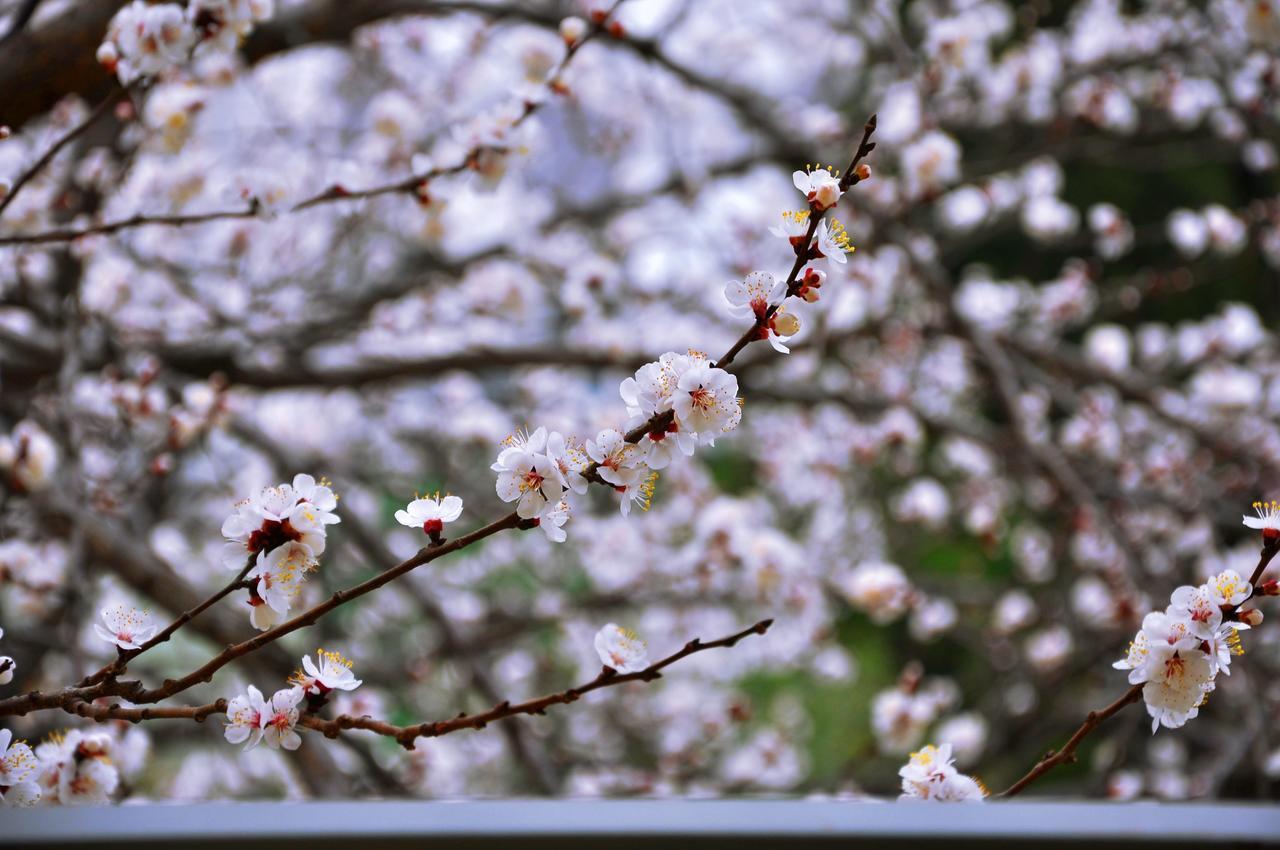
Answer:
[77, 561, 257, 688]
[715, 114, 877, 370]
[302, 619, 774, 749]
[0, 87, 126, 219]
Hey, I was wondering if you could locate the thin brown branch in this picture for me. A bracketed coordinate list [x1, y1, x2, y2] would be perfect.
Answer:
[301, 619, 773, 748]
[0, 86, 126, 219]
[77, 561, 256, 688]
[715, 114, 877, 371]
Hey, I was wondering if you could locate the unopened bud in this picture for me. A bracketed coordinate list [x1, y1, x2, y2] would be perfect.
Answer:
[1259, 579, 1280, 597]
[802, 267, 826, 288]
[1238, 608, 1264, 627]
[96, 42, 119, 72]
[0, 126, 10, 140]
[800, 287, 820, 303]
[855, 163, 872, 181]
[773, 311, 801, 337]
[150, 453, 174, 476]
[559, 16, 587, 46]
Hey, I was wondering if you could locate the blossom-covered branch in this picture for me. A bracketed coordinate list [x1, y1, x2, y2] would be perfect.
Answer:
[301, 619, 773, 749]
[1000, 527, 1280, 798]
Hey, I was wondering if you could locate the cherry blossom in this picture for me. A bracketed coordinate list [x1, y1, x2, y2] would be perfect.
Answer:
[594, 624, 649, 673]
[394, 495, 463, 537]
[0, 729, 40, 807]
[92, 605, 159, 651]
[792, 165, 843, 211]
[259, 687, 305, 751]
[246, 542, 317, 631]
[671, 360, 740, 443]
[898, 744, 986, 802]
[1243, 500, 1280, 539]
[224, 686, 267, 749]
[293, 649, 362, 697]
[492, 428, 565, 519]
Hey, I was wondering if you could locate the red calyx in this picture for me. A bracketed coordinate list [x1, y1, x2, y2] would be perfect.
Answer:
[422, 518, 444, 536]
[246, 519, 301, 554]
[648, 421, 678, 442]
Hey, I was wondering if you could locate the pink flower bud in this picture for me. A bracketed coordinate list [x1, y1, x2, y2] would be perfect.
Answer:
[1238, 608, 1264, 627]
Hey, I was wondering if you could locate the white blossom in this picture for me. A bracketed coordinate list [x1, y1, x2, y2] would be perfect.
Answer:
[594, 623, 649, 673]
[1243, 500, 1280, 538]
[537, 499, 571, 542]
[394, 495, 463, 536]
[0, 729, 40, 807]
[221, 475, 338, 570]
[898, 743, 986, 802]
[491, 427, 565, 519]
[793, 165, 843, 211]
[259, 687, 305, 750]
[294, 649, 362, 696]
[92, 605, 158, 650]
[224, 685, 267, 749]
[246, 541, 317, 630]
[34, 730, 119, 805]
[724, 271, 784, 322]
[671, 360, 740, 444]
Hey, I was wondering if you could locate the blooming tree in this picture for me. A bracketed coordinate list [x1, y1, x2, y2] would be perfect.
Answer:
[0, 0, 1279, 806]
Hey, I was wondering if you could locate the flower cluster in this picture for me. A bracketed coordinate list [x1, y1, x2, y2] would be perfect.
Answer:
[31, 730, 120, 806]
[224, 686, 304, 751]
[225, 650, 361, 750]
[898, 744, 986, 802]
[1114, 566, 1257, 732]
[97, 0, 273, 84]
[492, 350, 740, 539]
[221, 475, 339, 631]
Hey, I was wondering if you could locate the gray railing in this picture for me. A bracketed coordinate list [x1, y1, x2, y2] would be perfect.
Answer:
[3, 800, 1279, 848]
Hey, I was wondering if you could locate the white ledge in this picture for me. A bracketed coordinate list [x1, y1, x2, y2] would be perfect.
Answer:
[3, 799, 1279, 846]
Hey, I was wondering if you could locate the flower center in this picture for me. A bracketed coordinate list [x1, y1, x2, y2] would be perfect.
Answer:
[247, 519, 301, 554]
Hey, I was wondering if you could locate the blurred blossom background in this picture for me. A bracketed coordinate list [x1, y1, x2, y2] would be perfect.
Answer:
[1, 0, 1279, 804]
